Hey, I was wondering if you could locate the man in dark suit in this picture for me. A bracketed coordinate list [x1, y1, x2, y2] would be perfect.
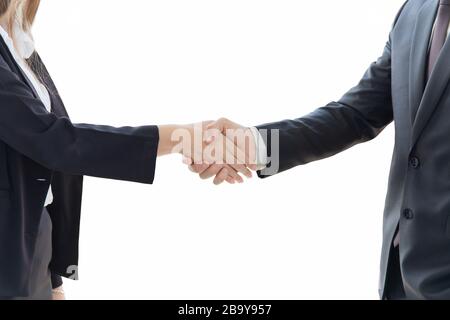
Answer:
[191, 0, 450, 299]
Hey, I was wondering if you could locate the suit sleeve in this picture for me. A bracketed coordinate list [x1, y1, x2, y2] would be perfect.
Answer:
[255, 18, 408, 177]
[0, 60, 159, 184]
[256, 2, 410, 178]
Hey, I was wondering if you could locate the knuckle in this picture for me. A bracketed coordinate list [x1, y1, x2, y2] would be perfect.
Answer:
[218, 117, 229, 124]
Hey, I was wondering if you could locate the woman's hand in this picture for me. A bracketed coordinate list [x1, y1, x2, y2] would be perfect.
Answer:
[157, 122, 252, 184]
[52, 286, 66, 300]
[157, 122, 212, 157]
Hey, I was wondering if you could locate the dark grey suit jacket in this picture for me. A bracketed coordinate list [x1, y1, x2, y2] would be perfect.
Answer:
[258, 0, 450, 299]
[0, 37, 159, 297]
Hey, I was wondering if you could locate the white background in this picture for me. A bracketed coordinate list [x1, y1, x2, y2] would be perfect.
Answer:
[33, 0, 405, 300]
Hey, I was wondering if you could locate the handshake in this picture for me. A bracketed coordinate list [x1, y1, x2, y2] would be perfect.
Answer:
[158, 118, 268, 185]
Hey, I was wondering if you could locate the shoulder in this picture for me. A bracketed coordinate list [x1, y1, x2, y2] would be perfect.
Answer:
[392, 0, 431, 28]
[402, 0, 434, 13]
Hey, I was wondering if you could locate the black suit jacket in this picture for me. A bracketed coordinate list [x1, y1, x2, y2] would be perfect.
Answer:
[258, 0, 450, 299]
[0, 37, 159, 297]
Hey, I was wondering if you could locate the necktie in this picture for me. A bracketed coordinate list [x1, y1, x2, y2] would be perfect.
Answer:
[428, 0, 450, 79]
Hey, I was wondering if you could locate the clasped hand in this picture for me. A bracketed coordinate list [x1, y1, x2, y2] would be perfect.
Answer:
[178, 118, 259, 185]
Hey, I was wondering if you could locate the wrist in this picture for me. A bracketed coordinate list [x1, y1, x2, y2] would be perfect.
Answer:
[158, 124, 196, 156]
[158, 125, 183, 156]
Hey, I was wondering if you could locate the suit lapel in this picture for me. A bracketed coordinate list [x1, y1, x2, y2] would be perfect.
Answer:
[28, 52, 69, 118]
[0, 35, 69, 118]
[0, 36, 40, 99]
[409, 0, 439, 125]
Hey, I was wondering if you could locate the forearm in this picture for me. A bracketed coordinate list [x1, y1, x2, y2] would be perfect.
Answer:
[257, 36, 394, 177]
[258, 102, 391, 174]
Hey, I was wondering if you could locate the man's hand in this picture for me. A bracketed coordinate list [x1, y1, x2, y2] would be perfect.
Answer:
[205, 118, 258, 171]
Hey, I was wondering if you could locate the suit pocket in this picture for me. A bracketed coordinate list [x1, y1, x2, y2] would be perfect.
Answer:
[0, 142, 10, 191]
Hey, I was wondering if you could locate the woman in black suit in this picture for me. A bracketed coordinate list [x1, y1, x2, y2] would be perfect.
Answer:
[0, 0, 250, 300]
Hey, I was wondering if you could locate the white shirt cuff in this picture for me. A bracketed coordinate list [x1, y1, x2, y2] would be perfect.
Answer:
[250, 127, 268, 170]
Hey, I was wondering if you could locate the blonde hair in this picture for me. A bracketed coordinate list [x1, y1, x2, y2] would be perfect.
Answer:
[0, 0, 46, 87]
[0, 0, 40, 34]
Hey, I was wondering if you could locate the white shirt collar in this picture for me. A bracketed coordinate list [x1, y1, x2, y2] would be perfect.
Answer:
[0, 25, 15, 51]
[0, 21, 35, 59]
[14, 22, 35, 59]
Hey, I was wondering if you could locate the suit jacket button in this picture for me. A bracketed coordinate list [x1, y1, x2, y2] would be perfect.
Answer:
[403, 209, 414, 220]
[409, 157, 420, 169]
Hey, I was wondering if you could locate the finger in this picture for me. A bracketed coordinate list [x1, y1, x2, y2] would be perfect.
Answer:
[206, 119, 256, 168]
[224, 165, 244, 183]
[182, 156, 193, 165]
[206, 119, 238, 142]
[206, 118, 227, 131]
[207, 117, 240, 131]
[217, 130, 253, 173]
[199, 164, 223, 180]
[202, 120, 214, 128]
[205, 135, 252, 178]
[223, 147, 253, 178]
[189, 163, 210, 174]
[213, 168, 229, 185]
[224, 135, 247, 167]
[226, 176, 236, 184]
[224, 128, 258, 169]
[230, 163, 253, 178]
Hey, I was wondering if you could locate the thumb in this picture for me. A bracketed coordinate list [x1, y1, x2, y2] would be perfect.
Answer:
[207, 118, 243, 134]
[204, 118, 230, 143]
[207, 119, 226, 132]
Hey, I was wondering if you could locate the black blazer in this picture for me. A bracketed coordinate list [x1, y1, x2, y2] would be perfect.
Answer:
[0, 37, 159, 296]
[258, 0, 450, 299]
